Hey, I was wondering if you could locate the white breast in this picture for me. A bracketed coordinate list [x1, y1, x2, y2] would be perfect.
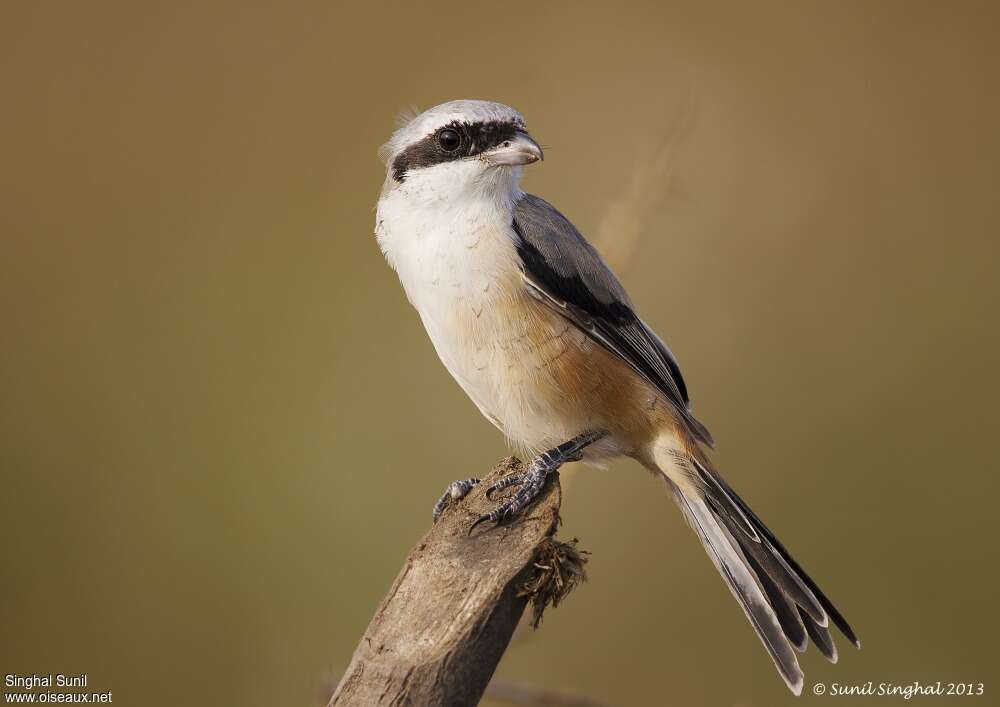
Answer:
[376, 178, 529, 433]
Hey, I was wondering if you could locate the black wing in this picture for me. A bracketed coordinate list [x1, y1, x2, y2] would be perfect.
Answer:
[512, 193, 714, 447]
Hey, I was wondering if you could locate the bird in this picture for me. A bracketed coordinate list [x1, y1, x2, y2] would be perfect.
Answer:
[374, 99, 858, 695]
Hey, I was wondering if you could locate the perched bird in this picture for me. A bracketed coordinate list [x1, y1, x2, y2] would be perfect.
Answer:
[374, 99, 858, 694]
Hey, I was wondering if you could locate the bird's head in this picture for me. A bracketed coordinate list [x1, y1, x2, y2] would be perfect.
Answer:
[379, 100, 543, 201]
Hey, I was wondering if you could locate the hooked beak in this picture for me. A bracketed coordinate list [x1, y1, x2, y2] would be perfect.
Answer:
[484, 131, 544, 166]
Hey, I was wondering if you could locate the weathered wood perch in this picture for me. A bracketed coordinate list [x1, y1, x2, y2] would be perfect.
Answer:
[329, 457, 586, 707]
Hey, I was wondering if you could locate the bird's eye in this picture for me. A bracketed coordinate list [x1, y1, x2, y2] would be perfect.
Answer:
[437, 128, 461, 152]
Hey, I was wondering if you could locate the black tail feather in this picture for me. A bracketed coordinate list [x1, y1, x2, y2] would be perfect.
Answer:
[745, 550, 808, 652]
[704, 463, 861, 649]
[669, 481, 805, 694]
[801, 607, 839, 663]
[691, 458, 860, 660]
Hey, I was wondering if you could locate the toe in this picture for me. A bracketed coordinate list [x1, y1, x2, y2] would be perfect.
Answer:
[468, 514, 493, 535]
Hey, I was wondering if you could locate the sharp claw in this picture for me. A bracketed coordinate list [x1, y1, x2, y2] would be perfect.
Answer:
[468, 514, 493, 535]
[462, 435, 604, 534]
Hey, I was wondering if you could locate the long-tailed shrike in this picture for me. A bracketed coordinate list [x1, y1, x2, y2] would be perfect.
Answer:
[374, 100, 858, 694]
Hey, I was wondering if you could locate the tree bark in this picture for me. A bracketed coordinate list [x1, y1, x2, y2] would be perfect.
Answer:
[329, 457, 564, 707]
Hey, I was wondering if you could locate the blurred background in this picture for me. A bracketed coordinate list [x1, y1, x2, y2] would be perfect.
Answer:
[2, 1, 998, 705]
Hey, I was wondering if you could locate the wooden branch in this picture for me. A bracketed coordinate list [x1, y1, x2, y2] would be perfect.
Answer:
[329, 457, 576, 707]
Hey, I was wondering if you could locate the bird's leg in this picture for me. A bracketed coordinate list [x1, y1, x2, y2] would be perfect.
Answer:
[471, 431, 605, 533]
[432, 477, 481, 522]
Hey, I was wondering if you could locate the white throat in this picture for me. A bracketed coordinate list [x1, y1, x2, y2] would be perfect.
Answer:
[375, 161, 524, 303]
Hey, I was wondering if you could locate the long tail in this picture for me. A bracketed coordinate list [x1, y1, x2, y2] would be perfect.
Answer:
[663, 456, 859, 695]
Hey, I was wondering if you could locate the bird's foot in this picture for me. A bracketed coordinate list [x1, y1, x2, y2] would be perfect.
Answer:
[432, 477, 480, 522]
[485, 471, 527, 499]
[470, 459, 549, 534]
[470, 431, 605, 534]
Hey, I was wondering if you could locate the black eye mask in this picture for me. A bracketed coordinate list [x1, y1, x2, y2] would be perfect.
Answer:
[391, 120, 523, 182]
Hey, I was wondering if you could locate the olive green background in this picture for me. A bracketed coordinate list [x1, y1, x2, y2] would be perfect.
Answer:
[2, 2, 998, 705]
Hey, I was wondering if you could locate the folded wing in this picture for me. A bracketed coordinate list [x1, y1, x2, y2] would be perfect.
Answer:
[512, 193, 713, 447]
